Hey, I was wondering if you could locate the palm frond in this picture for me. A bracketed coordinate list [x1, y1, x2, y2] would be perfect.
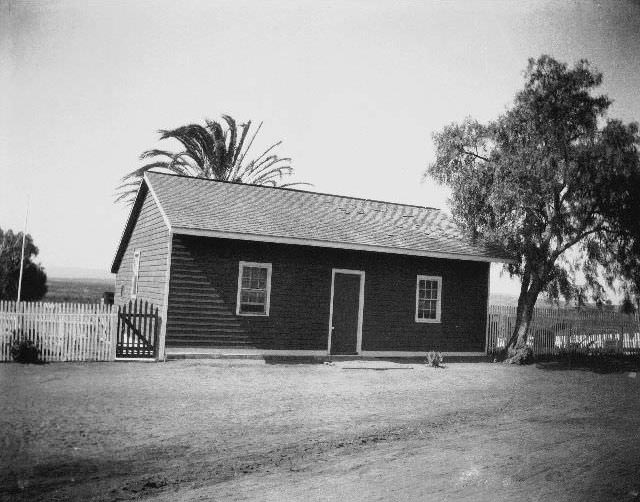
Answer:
[252, 166, 293, 185]
[231, 120, 251, 169]
[249, 141, 284, 168]
[117, 114, 305, 204]
[114, 180, 145, 203]
[243, 156, 292, 180]
[114, 190, 137, 204]
[221, 114, 238, 171]
[139, 149, 178, 160]
[236, 121, 263, 173]
[278, 182, 314, 189]
[160, 125, 213, 174]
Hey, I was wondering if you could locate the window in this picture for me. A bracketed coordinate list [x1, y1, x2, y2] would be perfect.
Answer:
[131, 250, 141, 299]
[415, 275, 442, 323]
[236, 262, 272, 316]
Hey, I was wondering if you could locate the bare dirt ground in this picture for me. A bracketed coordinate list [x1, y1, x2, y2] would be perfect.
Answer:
[1, 359, 640, 501]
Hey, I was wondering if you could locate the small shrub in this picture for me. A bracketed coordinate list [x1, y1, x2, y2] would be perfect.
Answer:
[10, 339, 43, 364]
[426, 351, 444, 368]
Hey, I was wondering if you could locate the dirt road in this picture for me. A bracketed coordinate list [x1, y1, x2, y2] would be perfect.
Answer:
[2, 360, 639, 501]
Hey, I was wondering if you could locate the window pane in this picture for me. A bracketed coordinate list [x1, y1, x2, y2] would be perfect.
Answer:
[241, 267, 252, 288]
[239, 264, 270, 315]
[240, 303, 265, 314]
[418, 280, 438, 300]
[417, 277, 440, 321]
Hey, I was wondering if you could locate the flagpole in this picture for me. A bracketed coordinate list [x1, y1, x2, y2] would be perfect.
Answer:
[17, 196, 30, 303]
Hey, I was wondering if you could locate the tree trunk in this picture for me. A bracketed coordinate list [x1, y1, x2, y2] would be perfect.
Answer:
[504, 276, 543, 364]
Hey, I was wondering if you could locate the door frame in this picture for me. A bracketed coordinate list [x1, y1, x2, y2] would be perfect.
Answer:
[327, 268, 365, 355]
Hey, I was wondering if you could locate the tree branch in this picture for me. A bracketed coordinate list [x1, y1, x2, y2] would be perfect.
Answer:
[555, 224, 608, 257]
[460, 147, 490, 163]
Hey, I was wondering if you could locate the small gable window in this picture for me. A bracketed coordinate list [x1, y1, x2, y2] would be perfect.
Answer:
[236, 262, 272, 316]
[415, 275, 442, 323]
[131, 250, 141, 299]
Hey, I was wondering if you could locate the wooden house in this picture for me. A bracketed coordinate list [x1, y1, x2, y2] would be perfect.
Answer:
[111, 172, 509, 359]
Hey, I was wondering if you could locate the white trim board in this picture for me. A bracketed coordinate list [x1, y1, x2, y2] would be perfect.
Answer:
[162, 348, 486, 358]
[110, 182, 146, 273]
[172, 226, 512, 263]
[484, 264, 491, 355]
[111, 177, 173, 274]
[360, 351, 487, 357]
[415, 275, 442, 323]
[235, 261, 273, 316]
[165, 348, 327, 356]
[144, 173, 173, 231]
[115, 357, 158, 362]
[328, 269, 365, 355]
[157, 230, 173, 361]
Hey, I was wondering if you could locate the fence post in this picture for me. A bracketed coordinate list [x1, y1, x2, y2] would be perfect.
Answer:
[111, 306, 118, 361]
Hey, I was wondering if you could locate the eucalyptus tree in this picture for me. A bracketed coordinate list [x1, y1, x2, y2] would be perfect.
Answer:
[117, 115, 305, 203]
[0, 228, 47, 301]
[426, 56, 640, 363]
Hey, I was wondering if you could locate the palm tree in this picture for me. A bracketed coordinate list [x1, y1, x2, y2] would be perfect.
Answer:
[117, 114, 306, 203]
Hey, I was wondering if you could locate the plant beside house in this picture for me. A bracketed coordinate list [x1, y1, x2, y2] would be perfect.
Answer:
[10, 333, 44, 364]
[426, 351, 444, 368]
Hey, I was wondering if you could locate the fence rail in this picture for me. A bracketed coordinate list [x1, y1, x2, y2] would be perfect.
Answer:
[0, 300, 159, 362]
[487, 305, 640, 356]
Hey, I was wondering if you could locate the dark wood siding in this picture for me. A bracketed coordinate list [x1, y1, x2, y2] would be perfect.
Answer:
[114, 190, 170, 318]
[166, 235, 489, 352]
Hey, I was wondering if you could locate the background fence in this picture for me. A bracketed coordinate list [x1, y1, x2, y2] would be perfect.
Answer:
[487, 305, 640, 357]
[3, 300, 640, 362]
[0, 301, 117, 362]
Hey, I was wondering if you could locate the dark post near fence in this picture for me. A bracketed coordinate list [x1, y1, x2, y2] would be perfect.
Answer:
[102, 292, 114, 305]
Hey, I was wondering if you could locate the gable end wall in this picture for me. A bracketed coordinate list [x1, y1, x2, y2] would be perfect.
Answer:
[114, 190, 170, 317]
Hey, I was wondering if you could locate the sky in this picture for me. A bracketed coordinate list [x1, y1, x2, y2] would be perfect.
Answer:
[1, 0, 639, 290]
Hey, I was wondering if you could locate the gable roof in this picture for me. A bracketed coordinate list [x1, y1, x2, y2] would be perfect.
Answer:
[112, 172, 511, 272]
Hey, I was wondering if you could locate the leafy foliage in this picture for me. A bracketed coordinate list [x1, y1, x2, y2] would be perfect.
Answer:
[426, 351, 444, 368]
[0, 228, 47, 301]
[426, 56, 640, 357]
[10, 336, 43, 364]
[117, 114, 308, 203]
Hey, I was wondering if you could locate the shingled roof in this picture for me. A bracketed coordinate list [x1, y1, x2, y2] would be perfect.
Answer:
[112, 172, 510, 272]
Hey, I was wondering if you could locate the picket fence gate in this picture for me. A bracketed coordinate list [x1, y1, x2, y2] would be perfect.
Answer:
[0, 300, 159, 362]
[116, 300, 160, 359]
[487, 305, 640, 357]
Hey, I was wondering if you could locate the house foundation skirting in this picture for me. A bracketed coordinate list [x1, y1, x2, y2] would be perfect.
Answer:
[164, 348, 488, 360]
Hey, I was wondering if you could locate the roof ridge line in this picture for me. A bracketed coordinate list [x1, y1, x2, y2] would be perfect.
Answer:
[146, 170, 441, 211]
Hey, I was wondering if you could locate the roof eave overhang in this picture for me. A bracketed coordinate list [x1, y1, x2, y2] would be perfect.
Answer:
[172, 226, 514, 264]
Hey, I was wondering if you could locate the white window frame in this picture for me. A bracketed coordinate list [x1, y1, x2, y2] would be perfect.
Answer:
[236, 261, 272, 316]
[131, 250, 141, 299]
[415, 275, 442, 323]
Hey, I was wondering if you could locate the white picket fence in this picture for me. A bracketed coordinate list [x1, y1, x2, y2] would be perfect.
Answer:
[0, 301, 117, 362]
[487, 305, 640, 356]
[3, 300, 640, 362]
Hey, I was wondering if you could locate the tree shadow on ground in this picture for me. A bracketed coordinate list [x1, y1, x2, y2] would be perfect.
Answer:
[535, 357, 640, 374]
[263, 356, 493, 365]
